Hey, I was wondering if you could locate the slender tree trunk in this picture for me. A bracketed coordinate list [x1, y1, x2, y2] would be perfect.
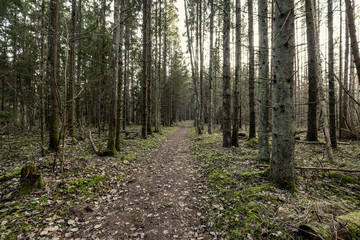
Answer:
[199, 0, 204, 131]
[105, 0, 120, 155]
[223, 0, 232, 147]
[345, 0, 360, 85]
[328, 0, 336, 148]
[339, 0, 343, 139]
[305, 0, 318, 141]
[248, 0, 256, 139]
[147, 0, 152, 134]
[208, 0, 214, 134]
[47, 0, 60, 152]
[343, 17, 349, 136]
[68, 0, 76, 140]
[40, 0, 46, 156]
[155, 0, 161, 132]
[141, 0, 152, 139]
[232, 0, 241, 146]
[257, 0, 270, 161]
[270, 0, 295, 190]
[116, 0, 124, 151]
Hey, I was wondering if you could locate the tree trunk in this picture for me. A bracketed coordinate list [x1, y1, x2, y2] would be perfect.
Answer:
[199, 0, 204, 131]
[208, 0, 214, 134]
[68, 0, 76, 140]
[345, 0, 360, 85]
[257, 0, 270, 161]
[105, 0, 120, 155]
[47, 0, 60, 152]
[328, 0, 336, 148]
[141, 0, 151, 139]
[222, 0, 232, 147]
[248, 0, 256, 139]
[342, 17, 350, 137]
[116, 0, 124, 151]
[270, 0, 296, 190]
[232, 0, 241, 146]
[305, 0, 318, 141]
[39, 0, 46, 156]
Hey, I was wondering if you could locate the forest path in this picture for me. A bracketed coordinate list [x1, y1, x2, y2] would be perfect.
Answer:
[69, 122, 208, 240]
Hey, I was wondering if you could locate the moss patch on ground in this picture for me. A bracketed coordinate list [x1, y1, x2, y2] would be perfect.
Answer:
[190, 127, 360, 239]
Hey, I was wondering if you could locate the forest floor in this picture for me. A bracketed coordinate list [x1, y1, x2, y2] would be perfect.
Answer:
[1, 122, 360, 239]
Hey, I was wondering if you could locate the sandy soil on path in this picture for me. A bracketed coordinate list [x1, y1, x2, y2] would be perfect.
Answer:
[67, 122, 209, 240]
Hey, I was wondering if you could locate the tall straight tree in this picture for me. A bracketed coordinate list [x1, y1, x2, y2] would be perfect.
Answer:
[232, 0, 241, 147]
[116, 0, 124, 151]
[141, 0, 152, 139]
[328, 0, 336, 148]
[68, 0, 76, 141]
[345, 0, 360, 85]
[223, 0, 232, 147]
[208, 0, 214, 134]
[105, 0, 120, 155]
[39, 0, 46, 156]
[47, 0, 60, 152]
[270, 0, 295, 189]
[248, 0, 256, 139]
[257, 0, 270, 161]
[305, 0, 318, 141]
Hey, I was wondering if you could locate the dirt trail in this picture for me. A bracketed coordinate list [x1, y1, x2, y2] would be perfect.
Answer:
[68, 122, 208, 240]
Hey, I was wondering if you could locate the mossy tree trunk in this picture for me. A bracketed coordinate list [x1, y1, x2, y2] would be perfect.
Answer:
[248, 0, 256, 140]
[20, 166, 44, 193]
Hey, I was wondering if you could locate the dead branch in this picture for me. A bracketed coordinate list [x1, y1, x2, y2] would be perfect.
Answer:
[256, 164, 360, 173]
[296, 140, 350, 145]
[88, 130, 99, 155]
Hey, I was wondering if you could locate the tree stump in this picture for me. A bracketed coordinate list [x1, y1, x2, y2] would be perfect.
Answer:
[20, 165, 44, 193]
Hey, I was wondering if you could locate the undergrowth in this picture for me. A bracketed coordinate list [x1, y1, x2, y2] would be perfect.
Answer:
[190, 127, 360, 239]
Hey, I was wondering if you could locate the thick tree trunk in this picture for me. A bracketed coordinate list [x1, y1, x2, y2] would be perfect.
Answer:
[345, 0, 360, 85]
[47, 0, 60, 152]
[270, 0, 296, 190]
[257, 0, 270, 161]
[305, 0, 318, 141]
[248, 0, 256, 139]
[328, 0, 337, 148]
[105, 0, 120, 155]
[232, 0, 241, 146]
[223, 0, 231, 147]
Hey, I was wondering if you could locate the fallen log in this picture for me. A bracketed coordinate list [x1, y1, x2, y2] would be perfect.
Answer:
[296, 140, 350, 145]
[256, 164, 360, 173]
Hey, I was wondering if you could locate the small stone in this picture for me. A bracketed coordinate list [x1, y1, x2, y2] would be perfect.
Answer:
[163, 230, 169, 234]
[67, 219, 75, 225]
[70, 227, 79, 232]
[40, 230, 48, 236]
[94, 224, 102, 229]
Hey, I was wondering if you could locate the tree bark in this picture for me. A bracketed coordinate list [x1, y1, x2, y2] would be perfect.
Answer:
[68, 0, 76, 140]
[47, 0, 60, 152]
[270, 0, 296, 189]
[305, 0, 318, 141]
[222, 0, 232, 147]
[248, 0, 256, 139]
[345, 0, 360, 85]
[328, 0, 337, 148]
[232, 0, 241, 146]
[39, 0, 46, 156]
[208, 0, 214, 134]
[105, 0, 120, 155]
[257, 0, 270, 161]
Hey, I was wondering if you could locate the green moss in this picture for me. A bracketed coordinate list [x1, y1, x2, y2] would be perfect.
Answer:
[235, 170, 266, 180]
[246, 137, 258, 148]
[208, 169, 235, 186]
[339, 211, 360, 238]
[326, 172, 357, 184]
[102, 136, 118, 156]
[0, 169, 21, 182]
